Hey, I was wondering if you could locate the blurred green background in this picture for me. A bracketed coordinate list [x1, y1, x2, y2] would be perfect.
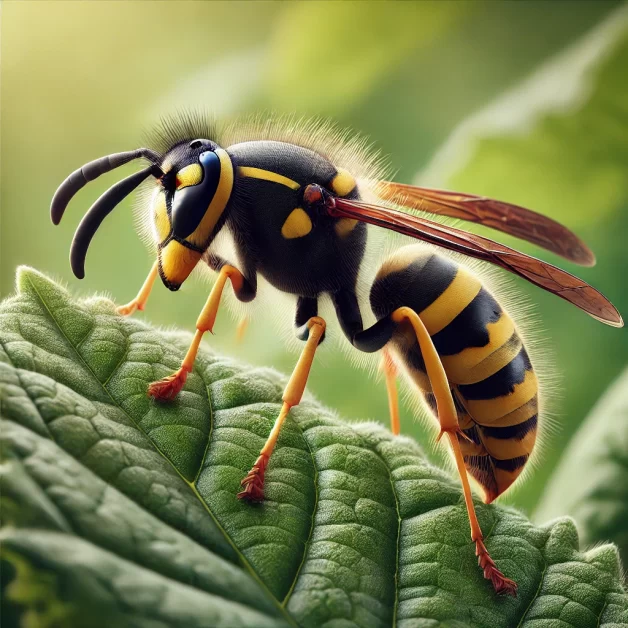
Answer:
[2, 0, 627, 515]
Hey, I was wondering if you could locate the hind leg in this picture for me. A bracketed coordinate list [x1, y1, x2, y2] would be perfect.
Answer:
[332, 289, 517, 594]
[390, 307, 517, 596]
[380, 349, 401, 435]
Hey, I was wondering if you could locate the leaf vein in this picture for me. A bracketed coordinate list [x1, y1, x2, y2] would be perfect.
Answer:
[281, 414, 320, 609]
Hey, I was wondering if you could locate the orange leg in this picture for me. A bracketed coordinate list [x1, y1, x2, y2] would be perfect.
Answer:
[117, 261, 159, 316]
[238, 316, 326, 502]
[380, 349, 400, 436]
[148, 265, 244, 400]
[391, 307, 517, 597]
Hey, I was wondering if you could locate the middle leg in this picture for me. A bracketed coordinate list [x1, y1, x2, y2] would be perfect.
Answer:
[238, 315, 326, 502]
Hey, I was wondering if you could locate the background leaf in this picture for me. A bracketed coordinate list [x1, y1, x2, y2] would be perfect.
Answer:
[535, 367, 628, 567]
[1, 268, 627, 627]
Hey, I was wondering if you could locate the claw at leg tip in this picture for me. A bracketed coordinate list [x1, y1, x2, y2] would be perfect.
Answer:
[116, 302, 138, 317]
[475, 539, 518, 597]
[147, 368, 189, 400]
[238, 455, 268, 503]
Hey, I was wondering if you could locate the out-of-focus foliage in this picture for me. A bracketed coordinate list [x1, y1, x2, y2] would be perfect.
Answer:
[2, 268, 627, 627]
[420, 5, 628, 230]
[262, 2, 466, 114]
[535, 367, 628, 566]
[1, 1, 626, 515]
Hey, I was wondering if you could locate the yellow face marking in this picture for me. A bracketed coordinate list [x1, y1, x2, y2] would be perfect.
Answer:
[441, 314, 516, 382]
[186, 148, 234, 248]
[334, 218, 358, 237]
[237, 166, 300, 190]
[176, 163, 203, 190]
[465, 370, 538, 423]
[331, 168, 356, 197]
[281, 208, 312, 239]
[419, 268, 482, 336]
[159, 240, 202, 286]
[152, 190, 170, 242]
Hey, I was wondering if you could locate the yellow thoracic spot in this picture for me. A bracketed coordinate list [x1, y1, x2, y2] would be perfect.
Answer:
[176, 163, 203, 190]
[152, 190, 170, 242]
[331, 168, 356, 197]
[281, 208, 312, 239]
[186, 148, 234, 248]
[334, 218, 358, 237]
[237, 166, 300, 190]
[160, 240, 202, 286]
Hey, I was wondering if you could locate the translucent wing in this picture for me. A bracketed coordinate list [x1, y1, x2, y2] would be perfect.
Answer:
[327, 196, 622, 327]
[377, 181, 595, 266]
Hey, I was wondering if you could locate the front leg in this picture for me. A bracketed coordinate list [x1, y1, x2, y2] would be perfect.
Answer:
[148, 264, 255, 400]
[117, 261, 159, 316]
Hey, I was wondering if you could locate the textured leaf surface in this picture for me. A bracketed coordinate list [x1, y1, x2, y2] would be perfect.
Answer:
[536, 367, 628, 568]
[0, 268, 626, 627]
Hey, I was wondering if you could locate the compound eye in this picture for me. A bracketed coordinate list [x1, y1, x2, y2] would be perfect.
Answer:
[175, 163, 203, 190]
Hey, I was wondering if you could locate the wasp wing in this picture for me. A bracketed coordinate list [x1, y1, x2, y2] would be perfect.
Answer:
[328, 197, 623, 327]
[377, 181, 595, 267]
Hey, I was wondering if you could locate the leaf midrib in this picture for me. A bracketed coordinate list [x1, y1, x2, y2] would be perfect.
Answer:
[280, 418, 319, 608]
[23, 275, 296, 628]
[385, 453, 401, 628]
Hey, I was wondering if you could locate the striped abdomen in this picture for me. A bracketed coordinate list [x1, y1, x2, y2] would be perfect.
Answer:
[370, 244, 538, 503]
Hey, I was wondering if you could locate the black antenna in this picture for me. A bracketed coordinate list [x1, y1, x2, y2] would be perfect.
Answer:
[69, 165, 159, 279]
[51, 148, 161, 224]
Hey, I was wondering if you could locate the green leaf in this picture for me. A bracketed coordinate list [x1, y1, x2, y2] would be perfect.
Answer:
[535, 367, 628, 567]
[1, 267, 626, 627]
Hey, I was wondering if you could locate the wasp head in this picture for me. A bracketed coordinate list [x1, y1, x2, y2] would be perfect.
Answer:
[51, 135, 234, 289]
[152, 139, 234, 290]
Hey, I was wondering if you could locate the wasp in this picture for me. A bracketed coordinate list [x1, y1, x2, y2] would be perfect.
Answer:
[51, 116, 623, 597]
